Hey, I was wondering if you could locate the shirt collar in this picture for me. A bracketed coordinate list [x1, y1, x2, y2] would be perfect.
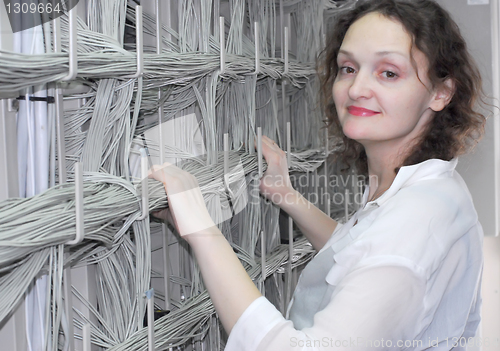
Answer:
[362, 158, 458, 208]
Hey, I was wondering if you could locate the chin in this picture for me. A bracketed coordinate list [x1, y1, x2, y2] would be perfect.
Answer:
[341, 120, 370, 141]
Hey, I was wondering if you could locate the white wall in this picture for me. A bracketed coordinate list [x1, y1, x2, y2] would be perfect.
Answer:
[435, 0, 500, 349]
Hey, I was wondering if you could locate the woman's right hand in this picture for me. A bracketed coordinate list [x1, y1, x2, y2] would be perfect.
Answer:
[148, 162, 216, 237]
[257, 136, 296, 207]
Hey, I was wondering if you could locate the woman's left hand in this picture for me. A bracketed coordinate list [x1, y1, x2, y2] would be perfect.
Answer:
[148, 162, 216, 237]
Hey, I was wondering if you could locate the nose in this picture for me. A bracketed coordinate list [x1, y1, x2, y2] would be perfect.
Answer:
[348, 70, 373, 100]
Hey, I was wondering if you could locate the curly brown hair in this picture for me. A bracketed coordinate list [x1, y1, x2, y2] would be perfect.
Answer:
[320, 0, 487, 176]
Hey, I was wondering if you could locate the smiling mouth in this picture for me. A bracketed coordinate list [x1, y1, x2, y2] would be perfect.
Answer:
[347, 106, 381, 117]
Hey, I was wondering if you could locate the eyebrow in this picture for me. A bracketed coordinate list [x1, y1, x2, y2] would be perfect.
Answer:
[338, 49, 408, 58]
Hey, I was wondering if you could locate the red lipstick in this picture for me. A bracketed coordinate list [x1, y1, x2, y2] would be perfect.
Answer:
[347, 106, 380, 117]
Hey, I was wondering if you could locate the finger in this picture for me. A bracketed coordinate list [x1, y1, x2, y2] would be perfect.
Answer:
[148, 160, 175, 175]
[261, 136, 275, 151]
[260, 140, 275, 163]
[148, 164, 160, 176]
[255, 135, 266, 152]
[254, 135, 271, 147]
[149, 162, 186, 183]
[152, 208, 175, 226]
[152, 166, 201, 198]
[148, 165, 165, 184]
[263, 136, 282, 151]
[260, 137, 284, 163]
[151, 208, 166, 219]
[148, 165, 172, 187]
[148, 164, 164, 179]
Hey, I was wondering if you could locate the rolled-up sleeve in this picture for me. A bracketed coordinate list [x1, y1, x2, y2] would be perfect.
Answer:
[226, 259, 426, 350]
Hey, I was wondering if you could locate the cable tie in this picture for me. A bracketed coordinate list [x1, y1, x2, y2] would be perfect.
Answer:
[17, 96, 55, 103]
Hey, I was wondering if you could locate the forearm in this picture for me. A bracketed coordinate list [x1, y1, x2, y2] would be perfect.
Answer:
[185, 226, 262, 334]
[279, 189, 338, 251]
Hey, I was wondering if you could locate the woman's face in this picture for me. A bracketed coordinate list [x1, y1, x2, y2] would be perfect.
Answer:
[332, 12, 442, 149]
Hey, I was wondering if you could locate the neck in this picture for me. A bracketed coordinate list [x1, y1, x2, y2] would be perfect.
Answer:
[364, 141, 405, 201]
[360, 107, 435, 200]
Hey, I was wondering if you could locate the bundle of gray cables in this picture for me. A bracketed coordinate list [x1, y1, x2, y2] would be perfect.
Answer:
[0, 148, 328, 324]
[0, 0, 361, 349]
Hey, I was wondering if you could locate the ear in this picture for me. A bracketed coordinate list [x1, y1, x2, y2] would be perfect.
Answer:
[429, 78, 455, 112]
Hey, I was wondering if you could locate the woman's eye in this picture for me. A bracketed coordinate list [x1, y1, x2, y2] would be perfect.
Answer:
[382, 70, 398, 79]
[340, 66, 355, 74]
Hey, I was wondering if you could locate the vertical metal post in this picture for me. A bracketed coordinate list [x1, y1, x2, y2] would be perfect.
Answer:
[126, 6, 144, 79]
[214, 0, 220, 40]
[0, 98, 25, 351]
[146, 289, 155, 351]
[326, 193, 331, 218]
[164, 0, 172, 45]
[62, 7, 77, 82]
[162, 231, 171, 311]
[62, 267, 74, 349]
[156, 0, 164, 165]
[254, 22, 260, 74]
[279, 0, 284, 59]
[345, 189, 349, 222]
[284, 27, 289, 74]
[219, 17, 226, 74]
[257, 128, 265, 294]
[52, 12, 74, 351]
[286, 122, 293, 308]
[224, 133, 229, 176]
[82, 324, 91, 351]
[324, 127, 329, 212]
[52, 16, 67, 184]
[0, 99, 19, 199]
[66, 162, 84, 245]
[154, 0, 171, 313]
[281, 85, 287, 150]
[136, 150, 149, 220]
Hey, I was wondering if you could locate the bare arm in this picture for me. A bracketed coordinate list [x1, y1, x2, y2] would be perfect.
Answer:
[185, 228, 261, 334]
[258, 136, 338, 251]
[149, 164, 261, 334]
[148, 135, 339, 333]
[279, 189, 338, 251]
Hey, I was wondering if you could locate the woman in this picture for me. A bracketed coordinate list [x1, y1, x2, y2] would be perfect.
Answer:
[150, 0, 487, 349]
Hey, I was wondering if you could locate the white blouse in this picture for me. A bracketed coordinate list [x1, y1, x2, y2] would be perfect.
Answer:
[226, 158, 484, 350]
